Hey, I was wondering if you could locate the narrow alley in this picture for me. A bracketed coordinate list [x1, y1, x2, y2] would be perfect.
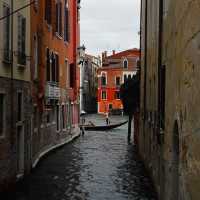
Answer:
[16, 115, 156, 200]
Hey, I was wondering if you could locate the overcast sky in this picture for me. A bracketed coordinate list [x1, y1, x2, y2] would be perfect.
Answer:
[80, 0, 140, 56]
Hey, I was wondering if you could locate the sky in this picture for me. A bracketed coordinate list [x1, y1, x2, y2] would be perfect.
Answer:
[80, 0, 141, 57]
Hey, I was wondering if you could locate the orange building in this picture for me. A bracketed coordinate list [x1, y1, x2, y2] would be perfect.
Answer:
[98, 49, 139, 114]
[31, 0, 80, 164]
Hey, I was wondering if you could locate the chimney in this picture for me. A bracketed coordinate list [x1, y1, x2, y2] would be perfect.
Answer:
[104, 51, 107, 58]
[102, 52, 105, 59]
[112, 50, 116, 55]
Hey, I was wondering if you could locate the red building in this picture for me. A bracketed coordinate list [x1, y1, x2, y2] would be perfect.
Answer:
[31, 0, 80, 166]
[98, 49, 139, 114]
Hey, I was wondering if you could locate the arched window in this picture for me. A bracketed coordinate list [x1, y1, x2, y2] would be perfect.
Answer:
[123, 59, 128, 69]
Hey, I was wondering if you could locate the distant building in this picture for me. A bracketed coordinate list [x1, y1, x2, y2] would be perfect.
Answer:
[0, 0, 31, 191]
[82, 54, 101, 113]
[97, 49, 139, 114]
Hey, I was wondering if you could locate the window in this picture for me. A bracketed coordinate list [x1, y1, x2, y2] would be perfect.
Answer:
[3, 4, 11, 62]
[109, 104, 112, 110]
[102, 91, 107, 100]
[0, 94, 5, 136]
[115, 91, 120, 99]
[123, 59, 128, 69]
[70, 63, 74, 88]
[116, 77, 120, 86]
[46, 48, 50, 81]
[101, 73, 106, 86]
[34, 34, 39, 79]
[51, 53, 56, 82]
[62, 105, 65, 129]
[56, 105, 60, 131]
[18, 14, 26, 65]
[124, 74, 127, 82]
[17, 92, 23, 122]
[65, 60, 70, 87]
[55, 54, 59, 82]
[56, 1, 63, 36]
[64, 0, 69, 42]
[45, 0, 52, 24]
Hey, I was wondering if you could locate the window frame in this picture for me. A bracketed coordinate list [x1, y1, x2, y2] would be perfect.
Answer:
[101, 91, 107, 100]
[115, 91, 120, 100]
[115, 76, 121, 86]
[101, 73, 107, 86]
[3, 3, 11, 63]
[123, 59, 128, 69]
[17, 13, 26, 66]
[56, 1, 63, 37]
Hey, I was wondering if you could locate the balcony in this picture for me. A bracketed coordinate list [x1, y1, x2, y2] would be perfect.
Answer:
[45, 82, 60, 99]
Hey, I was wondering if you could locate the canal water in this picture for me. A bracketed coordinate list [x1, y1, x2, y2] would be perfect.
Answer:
[16, 114, 157, 200]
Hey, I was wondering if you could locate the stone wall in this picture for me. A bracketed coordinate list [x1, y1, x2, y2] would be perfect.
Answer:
[139, 0, 200, 199]
[0, 77, 32, 192]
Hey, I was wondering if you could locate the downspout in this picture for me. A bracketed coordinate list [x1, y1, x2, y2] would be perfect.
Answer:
[143, 0, 147, 123]
[10, 0, 14, 148]
[158, 0, 164, 140]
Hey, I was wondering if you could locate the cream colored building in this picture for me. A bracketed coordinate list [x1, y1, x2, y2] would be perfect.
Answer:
[0, 0, 30, 80]
[0, 0, 31, 191]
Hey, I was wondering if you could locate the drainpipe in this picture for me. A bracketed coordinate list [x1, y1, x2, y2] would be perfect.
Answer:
[158, 0, 164, 139]
[10, 0, 14, 148]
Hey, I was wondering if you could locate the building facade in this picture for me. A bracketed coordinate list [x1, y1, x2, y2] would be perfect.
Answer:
[98, 49, 139, 114]
[0, 0, 80, 191]
[0, 0, 31, 191]
[82, 54, 101, 113]
[140, 0, 200, 199]
[31, 0, 80, 168]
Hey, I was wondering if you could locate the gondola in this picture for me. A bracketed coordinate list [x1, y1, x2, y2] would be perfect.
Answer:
[80, 120, 128, 131]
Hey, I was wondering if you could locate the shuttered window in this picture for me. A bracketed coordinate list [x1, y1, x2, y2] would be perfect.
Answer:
[55, 54, 59, 83]
[3, 4, 10, 62]
[18, 14, 26, 65]
[70, 63, 74, 88]
[46, 48, 51, 81]
[56, 2, 63, 36]
[45, 0, 52, 25]
[51, 53, 56, 82]
[64, 0, 69, 42]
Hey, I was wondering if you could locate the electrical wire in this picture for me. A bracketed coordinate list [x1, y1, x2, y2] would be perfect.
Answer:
[0, 0, 35, 21]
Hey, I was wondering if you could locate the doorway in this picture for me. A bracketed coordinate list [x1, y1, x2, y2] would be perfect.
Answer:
[17, 125, 24, 175]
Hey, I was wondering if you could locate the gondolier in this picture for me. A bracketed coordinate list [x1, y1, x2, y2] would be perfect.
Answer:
[105, 112, 110, 125]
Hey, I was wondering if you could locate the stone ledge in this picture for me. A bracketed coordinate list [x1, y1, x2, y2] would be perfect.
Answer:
[32, 128, 80, 169]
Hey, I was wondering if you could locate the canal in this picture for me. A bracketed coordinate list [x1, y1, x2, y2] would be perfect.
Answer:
[16, 115, 157, 200]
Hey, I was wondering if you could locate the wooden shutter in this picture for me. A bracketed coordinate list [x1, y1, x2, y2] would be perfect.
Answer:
[56, 3, 59, 32]
[45, 0, 52, 24]
[55, 54, 59, 82]
[59, 2, 62, 35]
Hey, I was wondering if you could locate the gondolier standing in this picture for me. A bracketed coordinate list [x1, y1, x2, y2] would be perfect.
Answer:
[106, 112, 110, 125]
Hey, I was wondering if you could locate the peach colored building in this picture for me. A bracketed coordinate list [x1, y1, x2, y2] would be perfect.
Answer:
[98, 49, 139, 114]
